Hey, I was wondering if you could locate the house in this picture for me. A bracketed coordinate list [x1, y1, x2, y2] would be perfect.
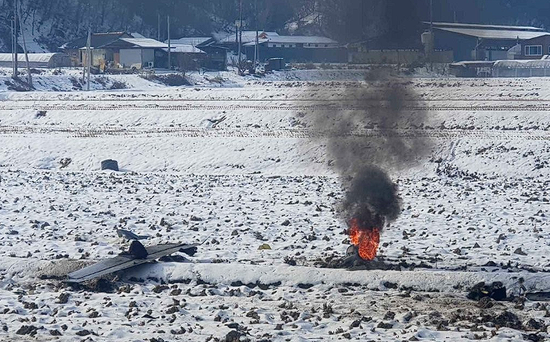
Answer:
[100, 38, 168, 69]
[164, 37, 209, 70]
[62, 33, 167, 69]
[198, 31, 346, 68]
[164, 45, 206, 71]
[426, 22, 550, 61]
[210, 31, 279, 50]
[518, 35, 550, 59]
[197, 31, 279, 70]
[0, 53, 71, 68]
[61, 32, 133, 66]
[244, 35, 347, 63]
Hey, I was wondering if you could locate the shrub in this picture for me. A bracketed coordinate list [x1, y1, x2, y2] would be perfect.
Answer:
[109, 81, 127, 89]
[141, 73, 190, 86]
[68, 76, 82, 90]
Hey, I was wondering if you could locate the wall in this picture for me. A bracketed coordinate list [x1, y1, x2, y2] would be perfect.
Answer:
[120, 49, 142, 68]
[494, 67, 550, 77]
[141, 49, 154, 68]
[433, 30, 477, 61]
[484, 50, 508, 61]
[246, 46, 348, 63]
[268, 43, 339, 49]
[49, 54, 72, 67]
[520, 36, 550, 59]
[350, 50, 453, 64]
[199, 46, 227, 70]
[0, 61, 48, 68]
[175, 53, 207, 71]
[65, 49, 80, 66]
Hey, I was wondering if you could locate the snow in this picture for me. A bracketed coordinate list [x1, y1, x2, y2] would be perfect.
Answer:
[18, 15, 50, 53]
[0, 67, 167, 92]
[119, 38, 168, 48]
[124, 263, 550, 295]
[164, 45, 206, 54]
[0, 73, 549, 341]
[169, 37, 211, 46]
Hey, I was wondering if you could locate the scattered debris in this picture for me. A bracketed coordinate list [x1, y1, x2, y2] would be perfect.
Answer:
[117, 229, 149, 241]
[16, 325, 38, 336]
[514, 248, 528, 256]
[59, 158, 72, 169]
[101, 159, 119, 171]
[467, 282, 507, 301]
[67, 242, 199, 283]
[35, 110, 47, 118]
[129, 240, 149, 259]
[258, 243, 272, 250]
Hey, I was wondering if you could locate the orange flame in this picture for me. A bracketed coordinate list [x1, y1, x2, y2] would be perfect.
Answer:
[348, 218, 380, 260]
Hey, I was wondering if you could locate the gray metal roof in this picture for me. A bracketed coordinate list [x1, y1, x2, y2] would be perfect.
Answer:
[451, 61, 496, 67]
[244, 35, 338, 46]
[427, 22, 544, 32]
[163, 45, 205, 53]
[0, 53, 61, 62]
[169, 37, 211, 46]
[61, 32, 132, 50]
[214, 31, 279, 44]
[119, 38, 168, 48]
[268, 36, 337, 44]
[435, 27, 550, 40]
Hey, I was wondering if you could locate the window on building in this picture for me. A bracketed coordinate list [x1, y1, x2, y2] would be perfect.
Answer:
[315, 44, 319, 47]
[325, 45, 329, 47]
[525, 45, 542, 56]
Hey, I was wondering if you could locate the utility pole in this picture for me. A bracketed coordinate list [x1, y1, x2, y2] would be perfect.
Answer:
[13, 0, 19, 79]
[11, 16, 15, 78]
[157, 13, 161, 41]
[254, 0, 259, 67]
[237, 0, 243, 73]
[430, 0, 433, 33]
[18, 2, 32, 87]
[167, 15, 171, 70]
[429, 0, 434, 70]
[86, 30, 91, 91]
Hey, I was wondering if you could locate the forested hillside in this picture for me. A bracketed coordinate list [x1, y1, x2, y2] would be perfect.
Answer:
[0, 0, 549, 53]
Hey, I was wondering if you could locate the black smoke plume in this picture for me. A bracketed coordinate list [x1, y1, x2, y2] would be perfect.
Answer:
[343, 166, 400, 229]
[305, 2, 432, 231]
[314, 72, 430, 230]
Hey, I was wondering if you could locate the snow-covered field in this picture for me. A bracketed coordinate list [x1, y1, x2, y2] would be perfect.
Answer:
[0, 72, 550, 341]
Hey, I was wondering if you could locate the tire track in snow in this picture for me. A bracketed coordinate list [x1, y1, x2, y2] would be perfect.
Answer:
[0, 125, 548, 140]
[2, 103, 550, 112]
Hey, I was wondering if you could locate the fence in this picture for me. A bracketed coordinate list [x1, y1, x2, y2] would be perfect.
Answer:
[349, 50, 453, 64]
[493, 60, 550, 77]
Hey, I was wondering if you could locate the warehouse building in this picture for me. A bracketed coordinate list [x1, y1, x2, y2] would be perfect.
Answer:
[427, 22, 550, 61]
